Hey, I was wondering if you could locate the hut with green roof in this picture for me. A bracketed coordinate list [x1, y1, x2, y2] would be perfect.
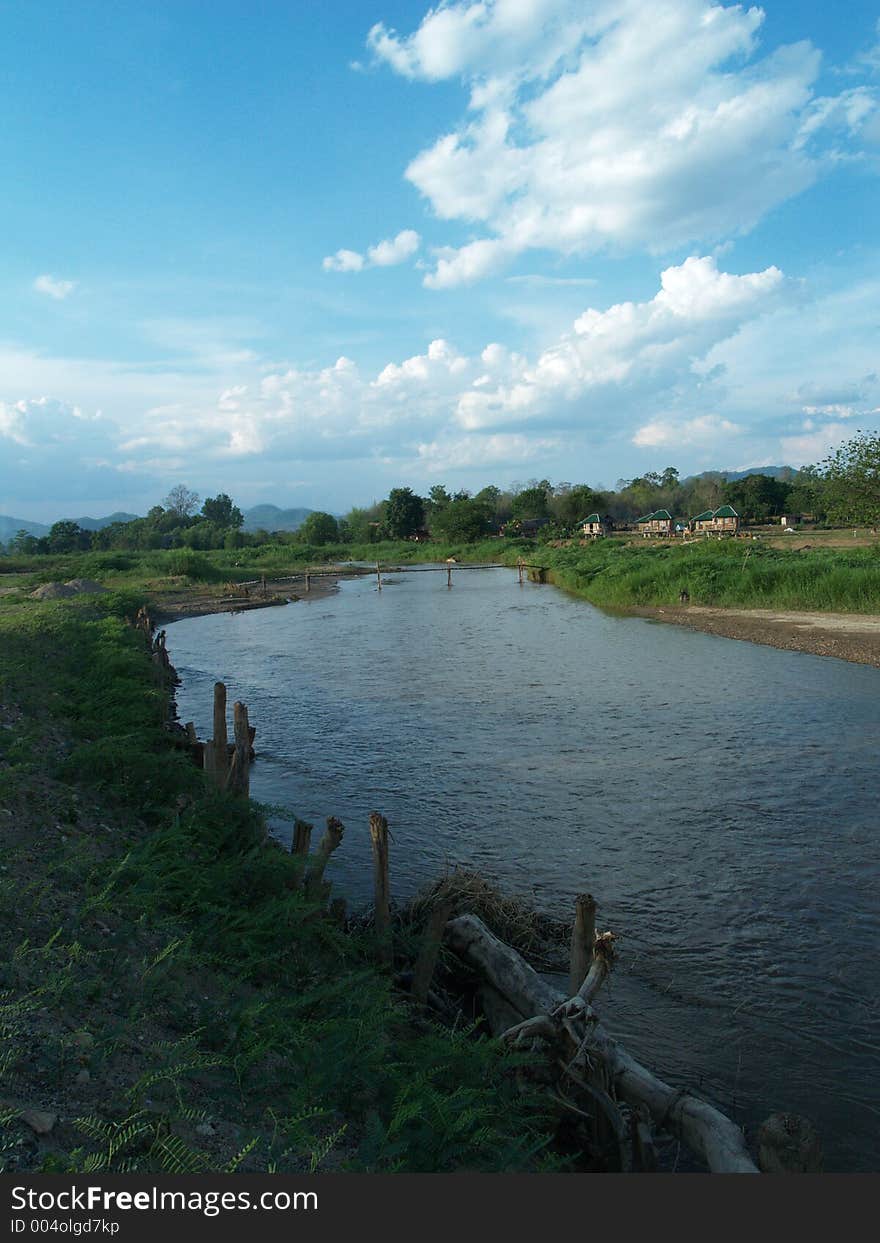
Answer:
[690, 504, 740, 535]
[636, 509, 674, 537]
[577, 512, 612, 538]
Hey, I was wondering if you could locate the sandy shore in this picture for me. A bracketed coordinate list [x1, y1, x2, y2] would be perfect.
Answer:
[151, 572, 346, 624]
[633, 604, 880, 667]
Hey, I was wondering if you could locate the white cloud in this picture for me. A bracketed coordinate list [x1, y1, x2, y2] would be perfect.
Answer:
[632, 413, 741, 448]
[413, 431, 560, 473]
[7, 255, 877, 502]
[33, 274, 76, 300]
[323, 229, 421, 273]
[367, 229, 421, 266]
[453, 256, 786, 430]
[369, 0, 879, 286]
[322, 248, 365, 273]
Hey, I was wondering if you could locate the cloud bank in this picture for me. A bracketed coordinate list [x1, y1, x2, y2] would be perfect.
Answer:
[366, 0, 877, 287]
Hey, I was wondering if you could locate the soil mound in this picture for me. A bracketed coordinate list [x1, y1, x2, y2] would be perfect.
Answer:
[30, 579, 108, 600]
[64, 579, 108, 594]
[30, 582, 76, 599]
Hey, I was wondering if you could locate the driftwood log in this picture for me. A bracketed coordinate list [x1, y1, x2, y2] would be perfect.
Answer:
[444, 913, 761, 1174]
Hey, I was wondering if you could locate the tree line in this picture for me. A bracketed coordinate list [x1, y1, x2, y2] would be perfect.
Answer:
[3, 430, 878, 555]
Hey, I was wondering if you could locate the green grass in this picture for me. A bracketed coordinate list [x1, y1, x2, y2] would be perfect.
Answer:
[4, 533, 880, 614]
[0, 591, 558, 1174]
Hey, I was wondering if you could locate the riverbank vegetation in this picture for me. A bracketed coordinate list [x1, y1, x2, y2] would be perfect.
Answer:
[5, 429, 878, 559]
[0, 592, 560, 1173]
[3, 529, 880, 617]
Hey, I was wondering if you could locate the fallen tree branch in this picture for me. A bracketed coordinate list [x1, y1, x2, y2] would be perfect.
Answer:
[445, 912, 759, 1174]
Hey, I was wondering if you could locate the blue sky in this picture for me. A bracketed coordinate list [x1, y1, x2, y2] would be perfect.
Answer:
[1, 0, 879, 520]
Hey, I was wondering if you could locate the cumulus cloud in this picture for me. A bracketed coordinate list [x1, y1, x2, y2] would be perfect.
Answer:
[323, 229, 420, 273]
[33, 274, 76, 300]
[453, 256, 786, 430]
[8, 254, 869, 501]
[369, 0, 878, 286]
[632, 413, 742, 448]
[322, 248, 366, 273]
[0, 397, 144, 505]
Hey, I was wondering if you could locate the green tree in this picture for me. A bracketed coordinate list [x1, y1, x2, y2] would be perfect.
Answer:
[47, 520, 91, 553]
[384, 487, 425, 539]
[201, 493, 244, 528]
[551, 484, 607, 527]
[429, 497, 492, 543]
[722, 474, 789, 522]
[426, 484, 452, 513]
[818, 430, 880, 525]
[509, 485, 550, 521]
[11, 529, 40, 555]
[298, 511, 339, 545]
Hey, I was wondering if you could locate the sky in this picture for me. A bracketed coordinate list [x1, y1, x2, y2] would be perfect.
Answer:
[1, 0, 879, 521]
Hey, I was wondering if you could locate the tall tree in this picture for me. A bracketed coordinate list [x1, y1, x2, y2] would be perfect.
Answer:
[163, 484, 200, 518]
[818, 430, 880, 525]
[384, 487, 425, 539]
[201, 493, 244, 529]
[298, 511, 339, 545]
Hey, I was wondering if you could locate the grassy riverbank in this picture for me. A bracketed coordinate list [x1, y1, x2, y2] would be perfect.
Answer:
[0, 590, 557, 1173]
[3, 532, 880, 616]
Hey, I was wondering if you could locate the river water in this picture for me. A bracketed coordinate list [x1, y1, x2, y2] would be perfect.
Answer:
[166, 568, 880, 1171]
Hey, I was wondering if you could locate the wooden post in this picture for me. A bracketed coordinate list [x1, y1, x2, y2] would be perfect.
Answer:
[447, 564, 452, 587]
[518, 558, 524, 584]
[305, 571, 311, 593]
[411, 898, 453, 1005]
[291, 818, 312, 857]
[227, 700, 250, 796]
[212, 681, 228, 788]
[569, 893, 597, 997]
[291, 818, 313, 889]
[305, 817, 344, 900]
[376, 562, 382, 591]
[260, 573, 267, 597]
[369, 811, 391, 964]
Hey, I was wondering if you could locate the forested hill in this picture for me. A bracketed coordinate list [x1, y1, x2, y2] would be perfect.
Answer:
[240, 504, 314, 533]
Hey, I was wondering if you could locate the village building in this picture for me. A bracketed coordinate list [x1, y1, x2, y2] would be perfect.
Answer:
[690, 509, 715, 534]
[502, 517, 550, 538]
[636, 509, 674, 537]
[690, 505, 740, 535]
[577, 512, 612, 538]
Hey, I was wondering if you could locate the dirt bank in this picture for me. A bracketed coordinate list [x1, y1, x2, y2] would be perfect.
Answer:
[150, 572, 347, 623]
[634, 605, 880, 667]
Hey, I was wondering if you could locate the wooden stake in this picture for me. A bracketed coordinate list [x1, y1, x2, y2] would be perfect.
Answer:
[411, 898, 453, 1006]
[228, 700, 250, 796]
[369, 811, 391, 964]
[305, 817, 345, 900]
[212, 682, 228, 788]
[376, 562, 382, 591]
[518, 558, 524, 584]
[447, 564, 452, 587]
[292, 818, 313, 857]
[305, 571, 311, 593]
[569, 892, 597, 997]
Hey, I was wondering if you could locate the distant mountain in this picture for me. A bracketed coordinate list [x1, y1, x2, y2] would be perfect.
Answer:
[0, 512, 140, 543]
[0, 516, 50, 541]
[720, 466, 798, 482]
[75, 512, 140, 531]
[241, 504, 313, 533]
[685, 465, 798, 485]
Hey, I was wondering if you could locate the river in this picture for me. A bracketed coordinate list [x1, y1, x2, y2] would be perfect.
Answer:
[166, 567, 880, 1171]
